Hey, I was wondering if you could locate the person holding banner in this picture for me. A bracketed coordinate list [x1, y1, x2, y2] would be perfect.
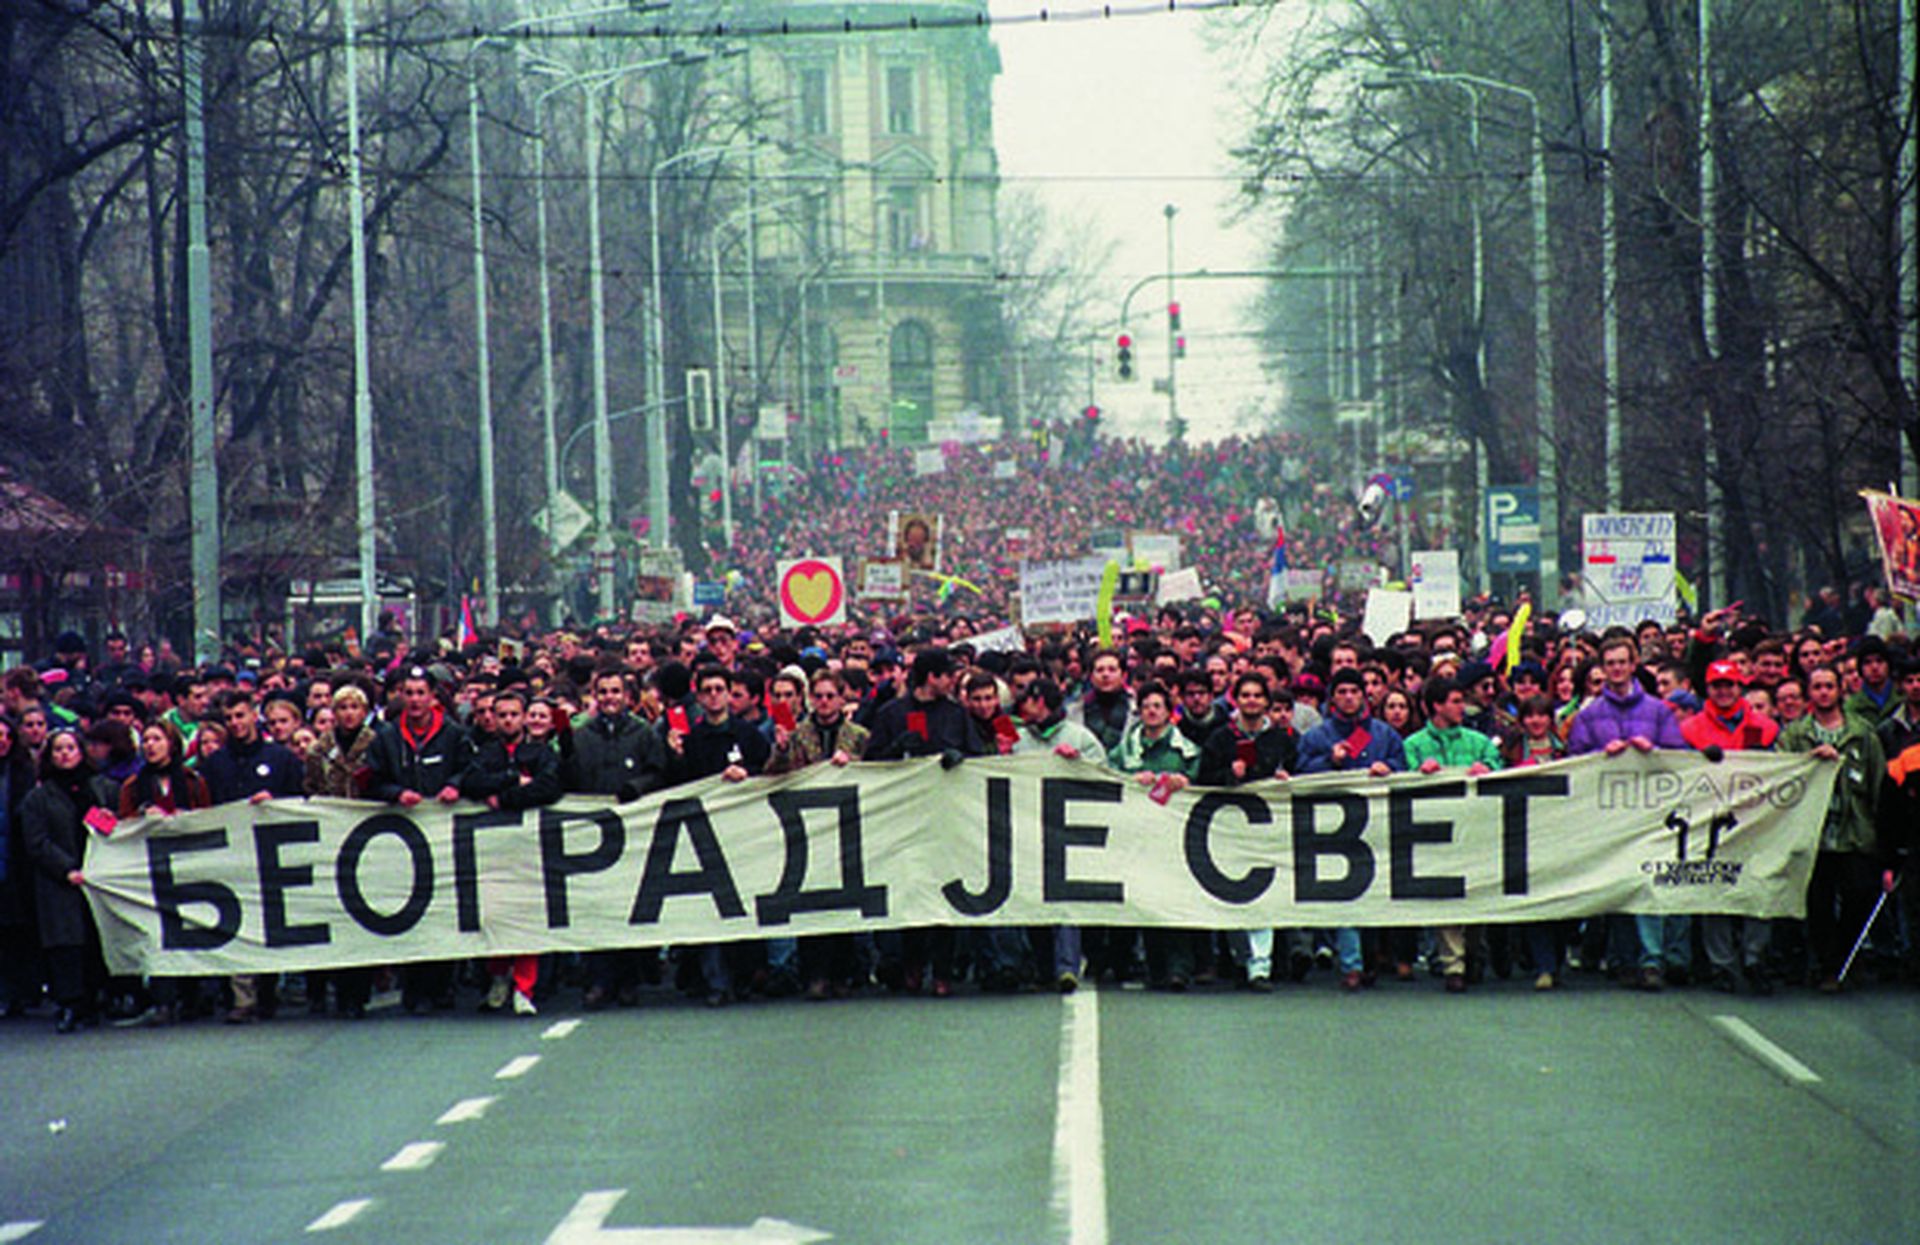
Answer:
[1566, 636, 1692, 992]
[1780, 666, 1886, 993]
[301, 682, 382, 1019]
[458, 687, 562, 1016]
[665, 666, 771, 1007]
[19, 729, 106, 1033]
[1300, 669, 1409, 993]
[1112, 682, 1203, 990]
[1403, 677, 1504, 993]
[1198, 673, 1299, 991]
[766, 669, 871, 1001]
[199, 691, 305, 1024]
[1683, 660, 1782, 995]
[1011, 677, 1108, 994]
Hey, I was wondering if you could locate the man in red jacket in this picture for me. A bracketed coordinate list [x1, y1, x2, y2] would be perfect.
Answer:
[1682, 660, 1781, 994]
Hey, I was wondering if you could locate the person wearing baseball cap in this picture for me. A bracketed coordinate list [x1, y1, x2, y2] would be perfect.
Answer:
[1682, 658, 1780, 995]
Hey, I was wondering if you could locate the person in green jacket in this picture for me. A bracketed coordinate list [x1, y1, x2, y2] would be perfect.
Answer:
[1110, 681, 1202, 990]
[1780, 665, 1885, 991]
[1403, 677, 1504, 993]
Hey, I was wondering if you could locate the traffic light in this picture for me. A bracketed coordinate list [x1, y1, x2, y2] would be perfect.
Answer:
[1083, 404, 1101, 422]
[1169, 302, 1187, 358]
[1116, 333, 1134, 381]
[1167, 301, 1181, 332]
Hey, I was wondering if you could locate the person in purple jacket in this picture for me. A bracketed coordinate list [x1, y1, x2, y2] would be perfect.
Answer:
[1566, 633, 1693, 990]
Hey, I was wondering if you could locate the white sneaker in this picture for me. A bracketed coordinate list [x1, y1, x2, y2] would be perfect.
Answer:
[483, 977, 510, 1011]
[512, 990, 537, 1017]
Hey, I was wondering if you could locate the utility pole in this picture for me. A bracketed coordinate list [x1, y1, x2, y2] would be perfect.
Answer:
[184, 0, 219, 661]
[343, 0, 378, 638]
[1902, 0, 1917, 496]
[1701, 0, 1726, 609]
[1164, 204, 1179, 439]
[1601, 2, 1623, 510]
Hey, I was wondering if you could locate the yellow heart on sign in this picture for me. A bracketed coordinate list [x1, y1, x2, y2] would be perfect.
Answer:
[779, 559, 844, 624]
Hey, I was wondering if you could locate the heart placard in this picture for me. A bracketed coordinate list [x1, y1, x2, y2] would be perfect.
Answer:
[777, 557, 846, 627]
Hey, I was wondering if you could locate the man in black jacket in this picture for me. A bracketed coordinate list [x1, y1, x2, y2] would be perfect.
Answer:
[199, 691, 305, 1024]
[664, 665, 769, 1006]
[568, 666, 669, 1008]
[370, 667, 474, 1012]
[458, 688, 561, 1016]
[1197, 674, 1299, 992]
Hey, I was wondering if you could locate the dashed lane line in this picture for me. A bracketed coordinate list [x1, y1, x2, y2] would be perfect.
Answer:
[0, 1222, 45, 1242]
[305, 1200, 374, 1233]
[379, 1141, 447, 1172]
[1712, 1014, 1822, 1084]
[436, 1095, 499, 1125]
[495, 1054, 542, 1080]
[542, 1019, 582, 1040]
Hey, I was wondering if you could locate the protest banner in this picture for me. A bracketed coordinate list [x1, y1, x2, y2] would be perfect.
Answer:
[1410, 550, 1461, 621]
[82, 752, 1833, 978]
[777, 558, 847, 627]
[1129, 531, 1182, 571]
[861, 559, 906, 601]
[966, 625, 1026, 654]
[1283, 568, 1323, 603]
[913, 447, 945, 477]
[1582, 513, 1678, 626]
[1156, 567, 1204, 604]
[1862, 490, 1920, 600]
[1019, 556, 1109, 625]
[1361, 588, 1413, 647]
[1004, 526, 1031, 559]
[993, 460, 1018, 481]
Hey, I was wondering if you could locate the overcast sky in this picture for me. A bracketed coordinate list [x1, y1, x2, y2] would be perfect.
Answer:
[988, 1, 1273, 442]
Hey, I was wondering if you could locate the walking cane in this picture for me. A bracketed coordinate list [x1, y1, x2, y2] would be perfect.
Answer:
[1837, 869, 1899, 984]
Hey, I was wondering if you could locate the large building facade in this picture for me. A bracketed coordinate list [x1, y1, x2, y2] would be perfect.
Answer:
[739, 0, 1002, 449]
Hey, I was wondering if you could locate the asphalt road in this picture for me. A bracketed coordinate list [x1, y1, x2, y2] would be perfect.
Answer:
[3, 973, 1917, 1245]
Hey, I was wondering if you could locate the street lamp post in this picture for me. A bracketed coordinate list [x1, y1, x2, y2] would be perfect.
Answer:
[1369, 69, 1557, 597]
[649, 142, 764, 549]
[342, 0, 377, 638]
[525, 53, 709, 620]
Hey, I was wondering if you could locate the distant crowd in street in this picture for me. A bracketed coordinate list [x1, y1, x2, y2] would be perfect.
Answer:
[3, 561, 1914, 1035]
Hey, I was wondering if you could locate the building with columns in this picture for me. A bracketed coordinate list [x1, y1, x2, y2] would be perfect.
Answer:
[732, 0, 1003, 450]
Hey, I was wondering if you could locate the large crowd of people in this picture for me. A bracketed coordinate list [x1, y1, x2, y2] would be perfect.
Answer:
[709, 429, 1400, 612]
[3, 551, 1914, 1034]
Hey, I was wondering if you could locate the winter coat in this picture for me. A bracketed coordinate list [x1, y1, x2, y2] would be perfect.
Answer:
[1298, 711, 1408, 775]
[198, 734, 305, 804]
[1780, 713, 1885, 855]
[0, 751, 34, 927]
[1198, 717, 1298, 787]
[459, 735, 564, 810]
[564, 712, 668, 800]
[305, 724, 381, 798]
[1012, 714, 1108, 765]
[1111, 721, 1200, 777]
[867, 693, 970, 761]
[368, 708, 473, 803]
[1681, 703, 1779, 753]
[117, 764, 212, 818]
[19, 776, 97, 950]
[1565, 683, 1690, 756]
[765, 715, 871, 775]
[1403, 722, 1504, 772]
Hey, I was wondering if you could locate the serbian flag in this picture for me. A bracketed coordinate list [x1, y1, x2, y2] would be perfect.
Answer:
[1265, 519, 1289, 609]
[458, 595, 479, 648]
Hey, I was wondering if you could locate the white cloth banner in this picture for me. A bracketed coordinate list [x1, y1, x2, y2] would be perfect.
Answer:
[83, 753, 1833, 977]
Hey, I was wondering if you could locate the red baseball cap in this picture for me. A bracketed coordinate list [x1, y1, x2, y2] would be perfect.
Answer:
[1705, 659, 1746, 685]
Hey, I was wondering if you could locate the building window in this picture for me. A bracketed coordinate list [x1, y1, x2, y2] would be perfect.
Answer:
[799, 67, 830, 136]
[890, 320, 935, 441]
[886, 66, 916, 135]
[883, 183, 926, 253]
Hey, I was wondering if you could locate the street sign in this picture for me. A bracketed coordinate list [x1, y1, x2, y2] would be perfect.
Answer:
[531, 490, 593, 550]
[1484, 486, 1541, 572]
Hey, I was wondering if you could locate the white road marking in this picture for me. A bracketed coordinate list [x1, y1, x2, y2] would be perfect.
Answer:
[305, 1200, 373, 1232]
[0, 1222, 46, 1243]
[495, 1053, 542, 1079]
[1713, 1015, 1822, 1084]
[542, 1019, 583, 1040]
[543, 1190, 830, 1243]
[379, 1141, 446, 1172]
[436, 1095, 498, 1125]
[1050, 988, 1108, 1245]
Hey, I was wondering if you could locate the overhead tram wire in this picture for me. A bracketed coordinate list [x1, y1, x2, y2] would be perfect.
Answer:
[111, 2, 1263, 52]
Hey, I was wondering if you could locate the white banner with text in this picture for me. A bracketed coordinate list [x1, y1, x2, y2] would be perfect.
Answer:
[83, 752, 1834, 976]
